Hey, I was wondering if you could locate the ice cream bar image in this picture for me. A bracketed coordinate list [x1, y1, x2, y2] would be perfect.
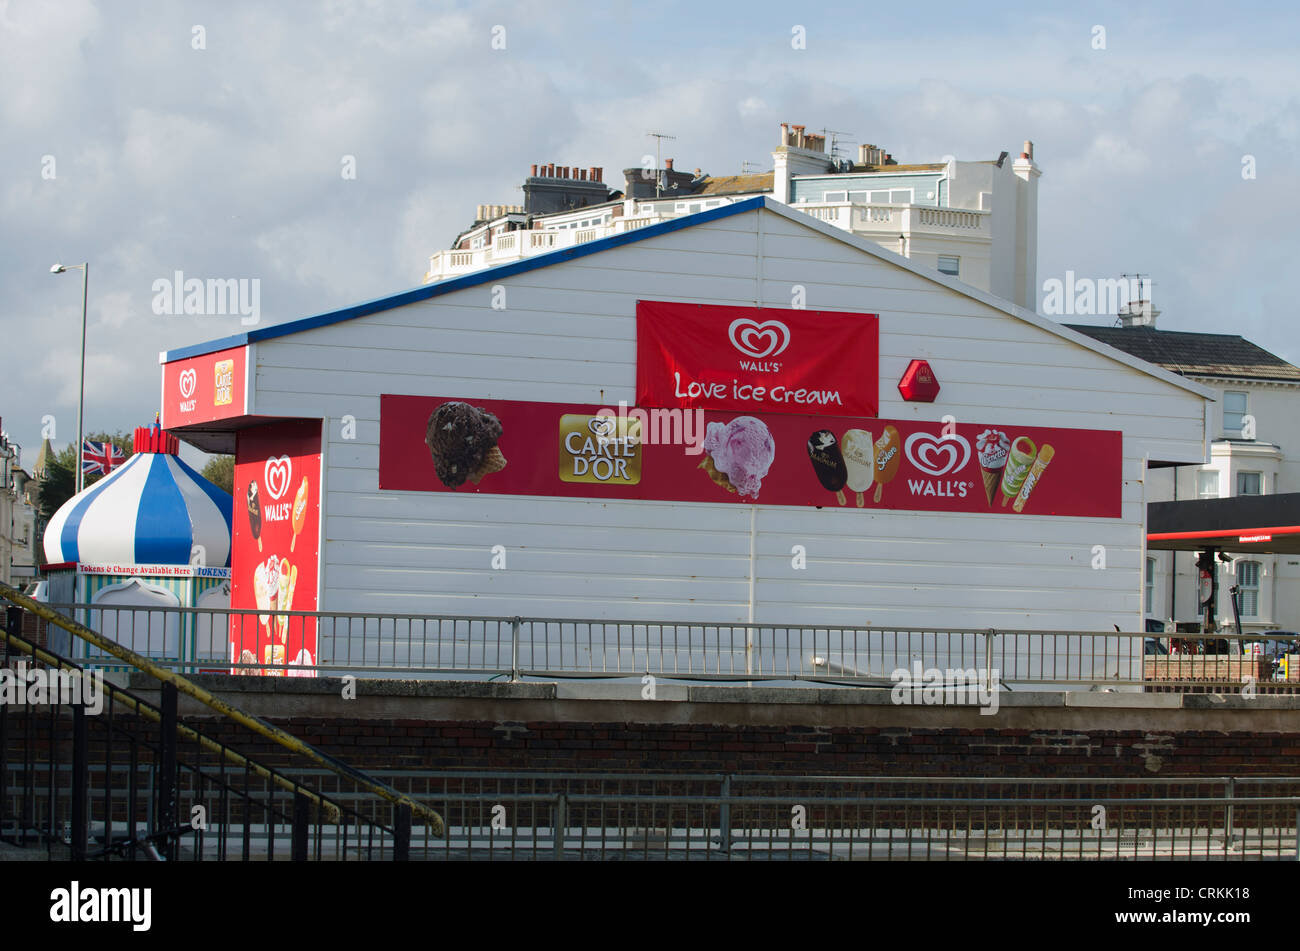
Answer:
[290, 476, 309, 552]
[806, 430, 848, 505]
[1000, 436, 1038, 507]
[840, 429, 874, 507]
[246, 480, 262, 552]
[1012, 445, 1054, 513]
[872, 426, 902, 504]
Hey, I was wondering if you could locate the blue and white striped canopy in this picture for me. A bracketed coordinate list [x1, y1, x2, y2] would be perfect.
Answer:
[44, 449, 233, 567]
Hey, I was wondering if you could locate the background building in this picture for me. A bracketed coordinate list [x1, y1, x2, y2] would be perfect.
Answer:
[0, 426, 38, 585]
[426, 123, 1040, 309]
[1069, 304, 1300, 633]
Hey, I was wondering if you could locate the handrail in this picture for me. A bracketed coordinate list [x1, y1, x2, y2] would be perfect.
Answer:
[1, 624, 343, 823]
[1, 581, 445, 837]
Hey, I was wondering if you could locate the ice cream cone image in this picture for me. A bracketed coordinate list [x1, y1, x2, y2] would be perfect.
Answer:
[841, 429, 874, 507]
[425, 401, 506, 489]
[1000, 436, 1038, 507]
[699, 416, 775, 500]
[976, 429, 1010, 507]
[1013, 445, 1054, 513]
[468, 445, 508, 484]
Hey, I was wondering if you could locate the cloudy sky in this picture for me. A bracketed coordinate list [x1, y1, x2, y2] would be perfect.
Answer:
[3, 0, 1297, 469]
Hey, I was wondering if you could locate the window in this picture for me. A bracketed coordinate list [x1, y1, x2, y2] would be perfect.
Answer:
[1224, 391, 1247, 436]
[823, 190, 847, 202]
[1238, 560, 1260, 617]
[1237, 471, 1262, 495]
[937, 255, 960, 276]
[1145, 558, 1156, 613]
[867, 188, 913, 204]
[847, 190, 868, 203]
[1197, 470, 1219, 499]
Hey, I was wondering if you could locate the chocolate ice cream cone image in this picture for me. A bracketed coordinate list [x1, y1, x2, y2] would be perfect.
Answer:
[425, 401, 506, 489]
[975, 429, 1010, 507]
[468, 446, 508, 484]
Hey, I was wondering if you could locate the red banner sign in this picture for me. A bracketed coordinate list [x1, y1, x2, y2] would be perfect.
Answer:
[636, 301, 880, 417]
[380, 394, 1122, 518]
[230, 420, 321, 676]
[160, 345, 248, 429]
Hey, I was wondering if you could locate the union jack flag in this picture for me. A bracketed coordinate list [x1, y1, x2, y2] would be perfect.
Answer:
[82, 440, 126, 476]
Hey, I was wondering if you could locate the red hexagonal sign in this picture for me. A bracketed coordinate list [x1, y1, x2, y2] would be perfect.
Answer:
[898, 359, 940, 402]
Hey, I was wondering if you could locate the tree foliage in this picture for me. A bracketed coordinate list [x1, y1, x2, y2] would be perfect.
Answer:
[200, 455, 235, 494]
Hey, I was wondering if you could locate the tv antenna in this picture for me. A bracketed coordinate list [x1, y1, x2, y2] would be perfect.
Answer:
[741, 160, 763, 175]
[646, 131, 676, 198]
[821, 128, 854, 162]
[1117, 272, 1151, 326]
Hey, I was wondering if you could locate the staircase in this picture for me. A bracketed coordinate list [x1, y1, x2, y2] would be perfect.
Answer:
[1, 585, 442, 861]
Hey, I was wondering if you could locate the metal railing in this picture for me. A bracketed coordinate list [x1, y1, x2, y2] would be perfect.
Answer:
[31, 602, 1299, 691]
[276, 771, 1300, 861]
[0, 625, 412, 860]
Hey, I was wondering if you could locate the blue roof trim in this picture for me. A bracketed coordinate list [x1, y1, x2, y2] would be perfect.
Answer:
[161, 198, 769, 362]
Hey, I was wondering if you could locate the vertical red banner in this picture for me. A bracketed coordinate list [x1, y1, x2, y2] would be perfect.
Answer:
[229, 420, 321, 676]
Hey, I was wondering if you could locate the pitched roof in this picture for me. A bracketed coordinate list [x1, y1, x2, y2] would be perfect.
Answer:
[1065, 325, 1300, 383]
[692, 173, 773, 196]
[849, 162, 947, 174]
[156, 197, 1214, 402]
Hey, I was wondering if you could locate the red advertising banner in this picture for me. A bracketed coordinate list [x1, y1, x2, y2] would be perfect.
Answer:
[230, 420, 321, 675]
[636, 301, 880, 417]
[160, 345, 248, 429]
[380, 394, 1123, 518]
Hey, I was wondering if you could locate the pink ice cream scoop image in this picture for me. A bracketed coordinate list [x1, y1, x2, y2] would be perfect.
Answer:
[702, 416, 776, 499]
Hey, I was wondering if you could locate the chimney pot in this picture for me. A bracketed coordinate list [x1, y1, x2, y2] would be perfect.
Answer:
[1023, 140, 1034, 159]
[530, 163, 538, 176]
[665, 158, 674, 170]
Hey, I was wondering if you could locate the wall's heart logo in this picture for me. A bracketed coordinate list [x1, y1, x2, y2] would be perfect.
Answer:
[904, 432, 971, 477]
[178, 368, 197, 399]
[588, 416, 616, 437]
[264, 456, 292, 500]
[728, 318, 791, 359]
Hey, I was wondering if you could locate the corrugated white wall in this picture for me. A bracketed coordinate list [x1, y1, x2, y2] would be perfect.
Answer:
[252, 207, 1208, 630]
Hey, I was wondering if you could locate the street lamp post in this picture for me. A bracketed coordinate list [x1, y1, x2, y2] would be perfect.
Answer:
[50, 262, 89, 494]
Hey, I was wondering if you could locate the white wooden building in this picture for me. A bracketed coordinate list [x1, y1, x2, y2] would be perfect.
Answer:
[162, 198, 1213, 633]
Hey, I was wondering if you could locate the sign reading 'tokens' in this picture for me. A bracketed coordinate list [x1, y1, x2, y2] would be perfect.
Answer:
[160, 345, 248, 429]
[380, 394, 1123, 518]
[636, 301, 880, 417]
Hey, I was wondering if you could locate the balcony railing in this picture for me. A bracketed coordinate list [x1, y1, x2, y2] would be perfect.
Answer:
[424, 199, 993, 283]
